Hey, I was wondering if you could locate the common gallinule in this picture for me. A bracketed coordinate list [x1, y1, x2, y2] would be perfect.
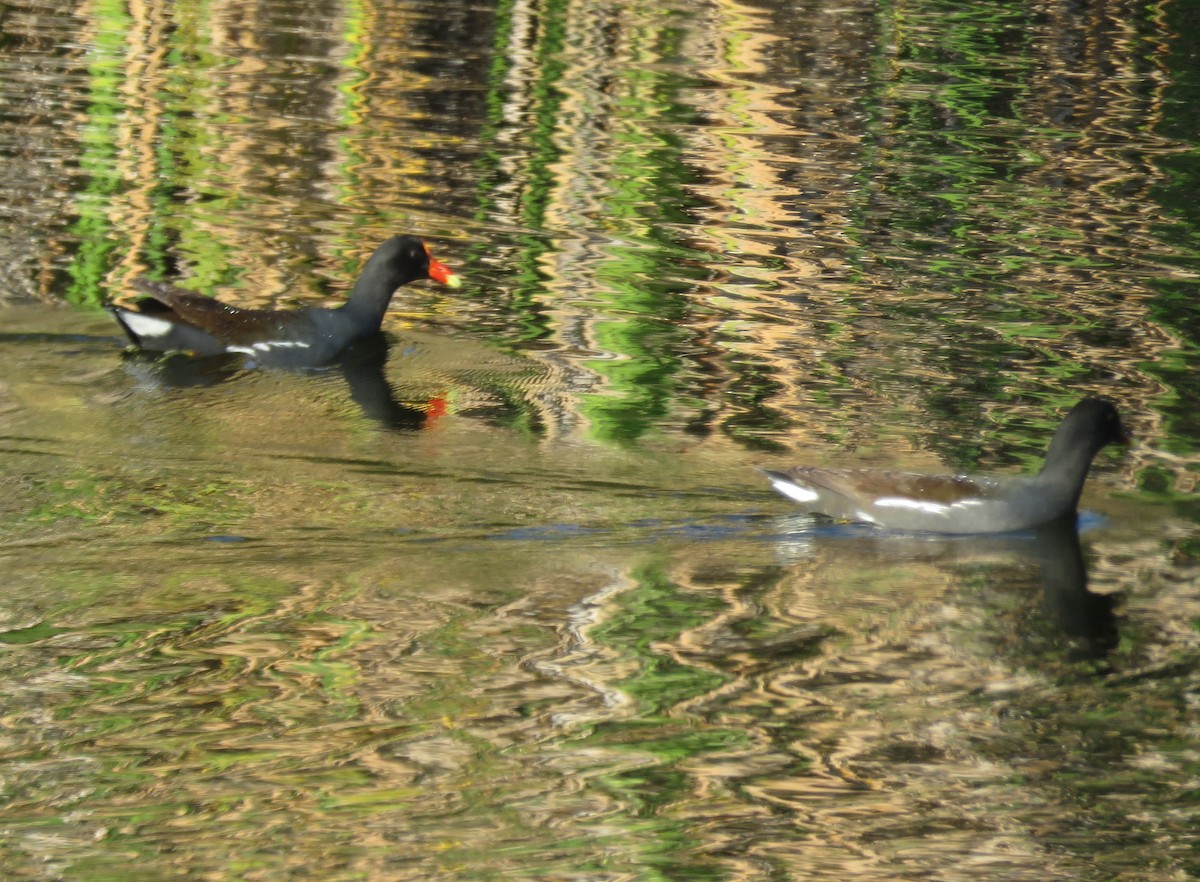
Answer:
[109, 235, 461, 367]
[761, 398, 1129, 533]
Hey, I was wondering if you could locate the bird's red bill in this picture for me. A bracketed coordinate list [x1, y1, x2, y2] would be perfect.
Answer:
[428, 257, 462, 288]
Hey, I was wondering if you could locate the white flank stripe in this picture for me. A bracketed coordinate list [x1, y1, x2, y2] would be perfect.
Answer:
[871, 496, 984, 514]
[770, 479, 820, 504]
[228, 340, 312, 355]
[873, 497, 951, 514]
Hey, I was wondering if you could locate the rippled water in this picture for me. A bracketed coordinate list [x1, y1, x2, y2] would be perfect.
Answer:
[1, 0, 1199, 879]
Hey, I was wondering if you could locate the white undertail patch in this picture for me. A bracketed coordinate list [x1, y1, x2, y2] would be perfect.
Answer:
[118, 310, 177, 340]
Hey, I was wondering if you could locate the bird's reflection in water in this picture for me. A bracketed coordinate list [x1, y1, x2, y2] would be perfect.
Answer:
[120, 349, 247, 388]
[1028, 514, 1118, 658]
[770, 513, 1119, 659]
[120, 334, 443, 432]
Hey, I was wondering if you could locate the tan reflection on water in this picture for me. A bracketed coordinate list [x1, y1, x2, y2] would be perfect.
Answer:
[71, 0, 483, 312]
[544, 527, 1190, 881]
[1, 0, 1199, 879]
[689, 564, 1057, 878]
[674, 0, 1178, 456]
[0, 312, 1196, 880]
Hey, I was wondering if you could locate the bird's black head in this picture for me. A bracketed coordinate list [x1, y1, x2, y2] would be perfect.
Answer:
[1069, 397, 1131, 448]
[375, 235, 460, 288]
[1037, 396, 1130, 489]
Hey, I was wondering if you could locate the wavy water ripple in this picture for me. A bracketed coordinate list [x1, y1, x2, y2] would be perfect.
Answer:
[1, 0, 1199, 880]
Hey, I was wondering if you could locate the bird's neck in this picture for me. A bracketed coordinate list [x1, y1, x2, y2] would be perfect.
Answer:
[1037, 430, 1101, 503]
[341, 266, 403, 329]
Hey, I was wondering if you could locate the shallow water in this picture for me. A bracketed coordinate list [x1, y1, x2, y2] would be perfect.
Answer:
[1, 0, 1199, 879]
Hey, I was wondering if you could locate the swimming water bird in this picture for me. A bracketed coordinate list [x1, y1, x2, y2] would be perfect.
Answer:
[761, 398, 1129, 534]
[109, 235, 461, 368]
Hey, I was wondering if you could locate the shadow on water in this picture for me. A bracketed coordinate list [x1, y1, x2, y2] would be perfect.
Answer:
[117, 334, 444, 431]
[336, 335, 444, 431]
[115, 328, 544, 433]
[768, 511, 1120, 660]
[0, 315, 462, 439]
[1032, 515, 1120, 659]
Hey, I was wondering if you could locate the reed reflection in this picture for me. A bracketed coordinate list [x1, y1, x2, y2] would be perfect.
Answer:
[118, 331, 530, 434]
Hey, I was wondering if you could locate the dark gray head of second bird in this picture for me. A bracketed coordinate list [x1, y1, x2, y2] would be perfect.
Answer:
[1038, 397, 1129, 485]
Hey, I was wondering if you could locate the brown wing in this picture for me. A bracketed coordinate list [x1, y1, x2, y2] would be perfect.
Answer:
[131, 278, 299, 343]
[794, 468, 1000, 506]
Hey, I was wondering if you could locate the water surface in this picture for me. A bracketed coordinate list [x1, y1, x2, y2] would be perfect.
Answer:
[1, 0, 1199, 879]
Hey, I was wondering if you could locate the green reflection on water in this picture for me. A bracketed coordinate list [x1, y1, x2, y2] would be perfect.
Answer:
[65, 0, 244, 306]
[565, 560, 744, 879]
[474, 0, 716, 444]
[66, 0, 131, 307]
[1146, 1, 1200, 451]
[569, 26, 711, 445]
[149, 4, 244, 294]
[22, 468, 248, 530]
[589, 560, 727, 713]
[0, 621, 69, 644]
